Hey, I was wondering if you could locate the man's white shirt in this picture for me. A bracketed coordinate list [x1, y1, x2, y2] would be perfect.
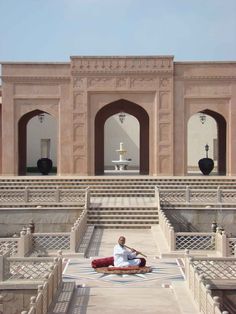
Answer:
[113, 244, 140, 267]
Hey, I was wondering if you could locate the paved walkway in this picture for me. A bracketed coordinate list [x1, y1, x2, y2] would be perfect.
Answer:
[63, 229, 200, 314]
[90, 196, 156, 207]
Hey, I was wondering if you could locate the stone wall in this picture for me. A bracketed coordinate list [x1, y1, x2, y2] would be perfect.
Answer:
[0, 208, 83, 236]
[165, 208, 236, 236]
[0, 288, 36, 314]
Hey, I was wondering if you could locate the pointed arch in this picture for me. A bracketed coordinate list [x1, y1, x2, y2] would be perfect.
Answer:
[95, 99, 149, 175]
[199, 109, 226, 175]
[18, 110, 50, 175]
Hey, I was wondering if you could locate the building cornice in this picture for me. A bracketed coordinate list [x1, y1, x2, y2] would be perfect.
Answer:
[71, 56, 174, 75]
[175, 75, 236, 81]
[1, 75, 71, 83]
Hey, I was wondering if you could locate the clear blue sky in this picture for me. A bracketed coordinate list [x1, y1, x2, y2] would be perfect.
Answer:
[0, 0, 235, 62]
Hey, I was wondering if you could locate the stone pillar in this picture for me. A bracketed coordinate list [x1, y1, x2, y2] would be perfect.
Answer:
[1, 82, 16, 175]
[229, 81, 236, 175]
[58, 83, 73, 175]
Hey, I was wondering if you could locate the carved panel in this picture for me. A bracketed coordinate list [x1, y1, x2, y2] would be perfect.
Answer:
[159, 145, 170, 154]
[14, 84, 59, 96]
[159, 124, 170, 142]
[87, 77, 115, 88]
[130, 77, 157, 89]
[73, 144, 85, 154]
[73, 77, 85, 89]
[159, 112, 170, 122]
[184, 83, 230, 96]
[160, 92, 170, 110]
[159, 77, 170, 89]
[73, 112, 86, 123]
[74, 124, 85, 140]
[159, 155, 171, 173]
[116, 77, 128, 88]
[73, 156, 86, 173]
[71, 56, 173, 74]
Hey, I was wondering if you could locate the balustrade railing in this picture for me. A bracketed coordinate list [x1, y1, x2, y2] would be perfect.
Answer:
[155, 187, 235, 254]
[0, 255, 64, 314]
[0, 188, 91, 256]
[159, 187, 236, 204]
[185, 256, 225, 314]
[0, 187, 87, 203]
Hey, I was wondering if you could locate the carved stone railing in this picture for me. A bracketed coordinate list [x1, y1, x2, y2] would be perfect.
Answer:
[159, 187, 236, 204]
[0, 187, 87, 203]
[156, 187, 216, 252]
[0, 254, 62, 314]
[22, 256, 62, 314]
[185, 256, 227, 314]
[176, 233, 215, 250]
[156, 186, 236, 256]
[0, 188, 90, 256]
[0, 227, 32, 257]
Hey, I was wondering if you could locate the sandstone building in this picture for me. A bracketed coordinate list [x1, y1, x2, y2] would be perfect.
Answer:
[0, 56, 236, 176]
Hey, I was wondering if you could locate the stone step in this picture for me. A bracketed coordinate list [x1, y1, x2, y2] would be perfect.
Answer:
[88, 220, 159, 226]
[76, 225, 95, 256]
[48, 281, 75, 314]
[93, 224, 154, 229]
[88, 215, 158, 220]
[88, 212, 158, 216]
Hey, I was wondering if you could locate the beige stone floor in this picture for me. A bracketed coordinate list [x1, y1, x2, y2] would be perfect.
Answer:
[64, 229, 200, 314]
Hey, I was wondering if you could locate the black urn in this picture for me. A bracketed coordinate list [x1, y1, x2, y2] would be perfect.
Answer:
[37, 158, 53, 175]
[198, 144, 214, 175]
[198, 158, 214, 175]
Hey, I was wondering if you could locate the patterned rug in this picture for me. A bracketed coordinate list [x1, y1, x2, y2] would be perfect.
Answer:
[63, 257, 184, 287]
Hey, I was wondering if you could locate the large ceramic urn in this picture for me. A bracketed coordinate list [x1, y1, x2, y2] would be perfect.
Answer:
[37, 158, 53, 175]
[198, 144, 214, 175]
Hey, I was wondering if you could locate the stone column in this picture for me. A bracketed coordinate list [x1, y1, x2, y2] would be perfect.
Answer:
[229, 81, 236, 175]
[1, 82, 16, 175]
[58, 83, 73, 175]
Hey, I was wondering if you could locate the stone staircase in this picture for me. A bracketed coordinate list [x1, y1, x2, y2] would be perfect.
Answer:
[1, 177, 236, 199]
[88, 206, 158, 228]
[1, 176, 236, 229]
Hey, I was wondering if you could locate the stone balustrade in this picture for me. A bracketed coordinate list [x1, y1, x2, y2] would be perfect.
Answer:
[185, 256, 226, 314]
[159, 187, 236, 204]
[0, 254, 62, 314]
[0, 187, 87, 203]
[156, 186, 236, 256]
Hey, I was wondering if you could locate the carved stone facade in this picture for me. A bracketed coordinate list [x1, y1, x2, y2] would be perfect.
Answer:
[0, 57, 236, 176]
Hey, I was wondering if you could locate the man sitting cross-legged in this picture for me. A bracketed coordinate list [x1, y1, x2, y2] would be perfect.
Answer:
[113, 236, 146, 267]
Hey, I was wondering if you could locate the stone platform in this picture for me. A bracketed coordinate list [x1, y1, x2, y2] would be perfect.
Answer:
[62, 229, 200, 314]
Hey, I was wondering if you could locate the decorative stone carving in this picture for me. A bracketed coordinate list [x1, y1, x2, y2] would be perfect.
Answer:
[87, 77, 115, 88]
[73, 144, 85, 154]
[73, 77, 85, 89]
[159, 78, 170, 88]
[14, 84, 59, 96]
[159, 155, 171, 173]
[73, 156, 86, 174]
[71, 56, 174, 74]
[73, 112, 87, 123]
[116, 77, 128, 88]
[159, 124, 170, 142]
[130, 77, 157, 89]
[160, 92, 170, 110]
[184, 83, 231, 96]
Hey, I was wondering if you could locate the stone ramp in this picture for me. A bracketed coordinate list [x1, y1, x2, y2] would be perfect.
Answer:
[63, 229, 200, 314]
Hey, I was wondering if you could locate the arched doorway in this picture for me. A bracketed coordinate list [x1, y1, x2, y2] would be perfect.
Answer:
[187, 110, 226, 175]
[104, 114, 140, 171]
[18, 110, 57, 175]
[95, 99, 149, 175]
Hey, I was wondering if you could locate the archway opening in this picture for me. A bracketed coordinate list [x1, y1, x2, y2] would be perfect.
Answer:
[187, 110, 226, 175]
[104, 113, 140, 172]
[18, 110, 57, 175]
[95, 99, 149, 175]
